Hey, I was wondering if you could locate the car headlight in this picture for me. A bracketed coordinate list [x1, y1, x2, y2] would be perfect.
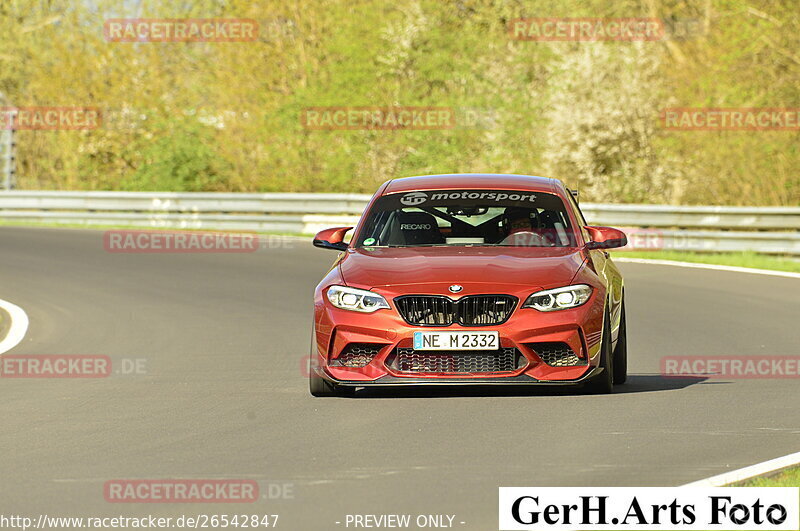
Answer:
[326, 285, 390, 313]
[522, 285, 592, 311]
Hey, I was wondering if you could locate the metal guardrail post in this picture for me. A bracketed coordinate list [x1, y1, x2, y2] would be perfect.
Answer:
[0, 93, 16, 190]
[2, 125, 16, 190]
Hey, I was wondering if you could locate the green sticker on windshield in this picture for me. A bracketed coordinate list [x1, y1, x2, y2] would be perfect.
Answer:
[363, 238, 376, 245]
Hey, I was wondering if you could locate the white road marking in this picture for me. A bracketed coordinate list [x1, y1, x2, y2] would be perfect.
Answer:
[615, 257, 800, 279]
[681, 450, 800, 486]
[0, 298, 29, 355]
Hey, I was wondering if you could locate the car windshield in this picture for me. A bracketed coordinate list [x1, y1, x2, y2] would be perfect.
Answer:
[356, 189, 577, 248]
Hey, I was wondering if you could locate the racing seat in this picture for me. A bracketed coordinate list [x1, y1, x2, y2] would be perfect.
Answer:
[537, 210, 570, 246]
[386, 211, 445, 246]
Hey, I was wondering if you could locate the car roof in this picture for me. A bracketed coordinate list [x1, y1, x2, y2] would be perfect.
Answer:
[382, 174, 560, 195]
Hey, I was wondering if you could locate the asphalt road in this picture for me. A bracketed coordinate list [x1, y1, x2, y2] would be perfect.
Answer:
[0, 226, 798, 530]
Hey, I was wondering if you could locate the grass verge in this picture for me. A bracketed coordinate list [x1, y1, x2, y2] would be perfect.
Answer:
[736, 466, 800, 487]
[613, 251, 800, 274]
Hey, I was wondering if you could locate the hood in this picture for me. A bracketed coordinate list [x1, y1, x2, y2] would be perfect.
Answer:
[338, 246, 586, 291]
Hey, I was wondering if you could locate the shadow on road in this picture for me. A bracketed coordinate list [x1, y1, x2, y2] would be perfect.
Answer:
[611, 374, 711, 394]
[351, 374, 708, 399]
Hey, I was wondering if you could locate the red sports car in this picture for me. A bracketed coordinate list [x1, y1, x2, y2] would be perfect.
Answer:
[309, 174, 628, 396]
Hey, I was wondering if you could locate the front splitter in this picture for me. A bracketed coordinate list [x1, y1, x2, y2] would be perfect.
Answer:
[322, 367, 603, 387]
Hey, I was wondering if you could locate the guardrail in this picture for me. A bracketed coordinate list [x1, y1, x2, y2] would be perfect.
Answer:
[0, 191, 797, 255]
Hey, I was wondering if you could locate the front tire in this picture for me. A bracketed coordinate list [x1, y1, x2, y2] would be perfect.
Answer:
[308, 370, 335, 396]
[613, 301, 628, 385]
[309, 369, 338, 397]
[309, 369, 355, 397]
[584, 309, 614, 394]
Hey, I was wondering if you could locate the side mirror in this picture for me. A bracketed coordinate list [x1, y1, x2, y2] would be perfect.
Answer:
[313, 227, 353, 251]
[584, 226, 628, 250]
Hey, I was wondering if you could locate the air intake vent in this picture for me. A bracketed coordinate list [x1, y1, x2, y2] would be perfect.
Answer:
[330, 343, 384, 368]
[394, 296, 453, 326]
[395, 295, 516, 326]
[457, 295, 515, 325]
[389, 347, 522, 374]
[528, 342, 585, 367]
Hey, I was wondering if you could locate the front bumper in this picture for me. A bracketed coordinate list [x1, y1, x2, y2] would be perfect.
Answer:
[315, 367, 606, 388]
[313, 284, 607, 387]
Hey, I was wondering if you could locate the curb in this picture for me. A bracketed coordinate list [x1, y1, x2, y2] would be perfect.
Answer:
[0, 298, 29, 355]
[682, 451, 800, 487]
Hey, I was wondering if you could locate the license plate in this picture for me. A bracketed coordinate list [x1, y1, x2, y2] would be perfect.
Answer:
[413, 331, 499, 351]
